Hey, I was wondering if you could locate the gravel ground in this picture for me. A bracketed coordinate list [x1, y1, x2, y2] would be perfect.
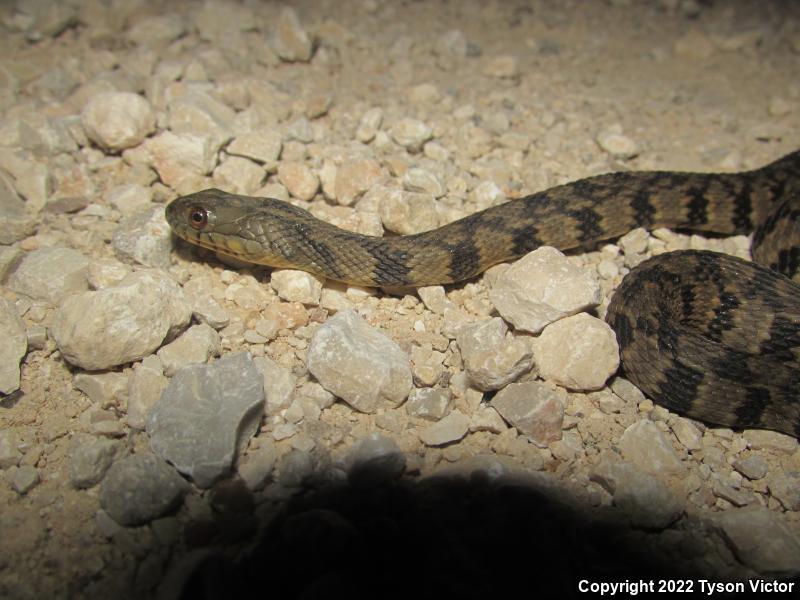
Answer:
[1, 1, 800, 598]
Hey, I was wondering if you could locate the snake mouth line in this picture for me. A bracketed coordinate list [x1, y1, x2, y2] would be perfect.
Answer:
[173, 226, 242, 258]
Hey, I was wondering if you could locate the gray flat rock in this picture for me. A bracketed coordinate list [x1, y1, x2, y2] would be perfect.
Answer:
[146, 352, 265, 488]
[100, 453, 189, 527]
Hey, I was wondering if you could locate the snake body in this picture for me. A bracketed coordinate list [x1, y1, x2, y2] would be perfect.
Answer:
[166, 150, 800, 436]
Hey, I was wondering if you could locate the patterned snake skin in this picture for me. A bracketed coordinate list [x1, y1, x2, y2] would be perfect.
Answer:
[166, 149, 800, 436]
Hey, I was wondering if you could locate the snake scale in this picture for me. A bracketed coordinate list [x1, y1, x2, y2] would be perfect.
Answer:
[166, 149, 800, 437]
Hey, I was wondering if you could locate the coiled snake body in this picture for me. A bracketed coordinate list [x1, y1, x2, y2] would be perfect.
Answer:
[167, 150, 800, 437]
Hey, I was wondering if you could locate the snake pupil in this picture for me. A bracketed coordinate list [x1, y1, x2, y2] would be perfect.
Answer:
[188, 207, 208, 230]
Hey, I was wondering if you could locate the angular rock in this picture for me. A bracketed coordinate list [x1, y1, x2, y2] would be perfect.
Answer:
[334, 158, 383, 206]
[345, 433, 406, 487]
[277, 161, 318, 201]
[51, 270, 191, 370]
[126, 355, 168, 430]
[618, 420, 686, 476]
[74, 371, 129, 409]
[379, 188, 438, 235]
[533, 313, 619, 391]
[156, 323, 221, 376]
[238, 442, 277, 491]
[406, 388, 452, 421]
[590, 454, 683, 528]
[270, 269, 323, 304]
[671, 417, 703, 451]
[213, 156, 265, 194]
[9, 247, 89, 305]
[596, 130, 639, 159]
[0, 176, 37, 244]
[253, 355, 297, 413]
[489, 246, 601, 334]
[87, 258, 132, 290]
[390, 118, 432, 151]
[13, 465, 39, 495]
[355, 107, 383, 143]
[712, 508, 800, 573]
[112, 205, 173, 268]
[168, 90, 235, 146]
[306, 310, 412, 413]
[227, 129, 282, 170]
[126, 14, 186, 47]
[69, 438, 119, 489]
[81, 92, 155, 151]
[491, 381, 564, 447]
[272, 7, 314, 62]
[403, 168, 444, 198]
[743, 430, 798, 454]
[419, 410, 470, 446]
[0, 298, 27, 394]
[146, 352, 264, 488]
[144, 131, 221, 191]
[456, 317, 533, 391]
[767, 473, 800, 511]
[100, 453, 189, 527]
[733, 455, 768, 481]
[0, 429, 22, 468]
[107, 183, 154, 217]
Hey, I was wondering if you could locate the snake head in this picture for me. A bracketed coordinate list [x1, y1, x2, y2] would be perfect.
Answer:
[165, 188, 310, 268]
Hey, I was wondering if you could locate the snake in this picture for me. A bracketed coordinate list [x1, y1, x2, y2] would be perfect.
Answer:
[166, 149, 800, 437]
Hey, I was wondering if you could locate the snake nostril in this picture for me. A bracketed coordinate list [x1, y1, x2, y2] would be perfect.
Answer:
[188, 207, 208, 230]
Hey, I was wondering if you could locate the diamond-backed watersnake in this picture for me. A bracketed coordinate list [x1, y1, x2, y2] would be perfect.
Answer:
[166, 149, 800, 436]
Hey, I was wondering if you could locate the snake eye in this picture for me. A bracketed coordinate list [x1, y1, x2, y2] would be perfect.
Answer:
[188, 207, 208, 230]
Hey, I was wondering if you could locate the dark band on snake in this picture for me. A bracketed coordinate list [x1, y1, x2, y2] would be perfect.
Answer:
[166, 149, 800, 437]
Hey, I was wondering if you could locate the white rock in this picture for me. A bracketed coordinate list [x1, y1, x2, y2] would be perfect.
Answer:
[489, 246, 601, 334]
[107, 184, 154, 217]
[417, 285, 453, 315]
[0, 298, 26, 394]
[618, 420, 686, 476]
[491, 381, 564, 447]
[270, 269, 323, 304]
[671, 418, 703, 451]
[81, 92, 155, 151]
[227, 129, 283, 171]
[272, 7, 313, 62]
[112, 205, 173, 269]
[456, 317, 533, 391]
[356, 107, 383, 142]
[277, 161, 319, 201]
[168, 91, 235, 146]
[253, 355, 297, 413]
[590, 454, 683, 528]
[533, 313, 619, 391]
[406, 388, 452, 421]
[334, 158, 383, 206]
[51, 270, 192, 370]
[712, 508, 800, 573]
[156, 323, 222, 376]
[379, 189, 438, 235]
[419, 409, 470, 446]
[9, 247, 89, 305]
[390, 118, 432, 151]
[212, 156, 265, 194]
[144, 131, 221, 191]
[403, 168, 444, 197]
[596, 130, 639, 159]
[307, 310, 412, 413]
[126, 355, 168, 430]
[87, 259, 132, 290]
[238, 442, 277, 491]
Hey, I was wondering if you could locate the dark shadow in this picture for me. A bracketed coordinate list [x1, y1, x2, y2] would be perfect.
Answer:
[162, 460, 794, 600]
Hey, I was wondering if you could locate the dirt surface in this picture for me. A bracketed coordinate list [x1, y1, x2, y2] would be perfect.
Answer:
[1, 1, 799, 599]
